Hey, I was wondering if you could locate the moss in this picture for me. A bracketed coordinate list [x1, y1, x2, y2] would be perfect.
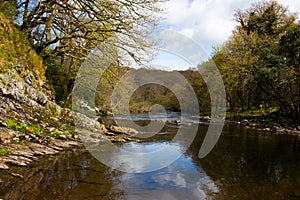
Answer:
[0, 148, 10, 156]
[6, 119, 18, 130]
[0, 12, 45, 83]
[6, 119, 42, 134]
[52, 129, 63, 137]
[226, 106, 281, 121]
[26, 123, 41, 134]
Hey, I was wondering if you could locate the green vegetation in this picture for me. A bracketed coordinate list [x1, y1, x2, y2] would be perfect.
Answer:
[6, 119, 42, 134]
[0, 148, 10, 156]
[0, 12, 45, 82]
[226, 107, 280, 121]
[45, 56, 68, 103]
[26, 124, 41, 134]
[10, 0, 165, 105]
[209, 0, 300, 124]
[0, 0, 299, 127]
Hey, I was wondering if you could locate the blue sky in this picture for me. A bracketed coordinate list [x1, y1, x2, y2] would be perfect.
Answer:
[150, 0, 300, 70]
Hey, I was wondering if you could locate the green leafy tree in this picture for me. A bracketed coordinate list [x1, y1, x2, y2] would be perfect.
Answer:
[213, 0, 299, 121]
[16, 0, 166, 64]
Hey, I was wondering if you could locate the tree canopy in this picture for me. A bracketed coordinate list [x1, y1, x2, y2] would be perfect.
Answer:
[213, 0, 300, 121]
[16, 0, 166, 63]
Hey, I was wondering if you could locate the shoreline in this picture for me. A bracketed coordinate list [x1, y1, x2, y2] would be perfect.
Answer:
[1, 112, 299, 173]
[225, 115, 300, 135]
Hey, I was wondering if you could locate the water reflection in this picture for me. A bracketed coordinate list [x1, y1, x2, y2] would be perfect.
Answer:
[0, 131, 218, 200]
[1, 122, 300, 199]
[121, 155, 219, 200]
[197, 125, 300, 199]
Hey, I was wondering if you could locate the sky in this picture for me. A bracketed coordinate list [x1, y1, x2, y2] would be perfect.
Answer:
[150, 0, 300, 70]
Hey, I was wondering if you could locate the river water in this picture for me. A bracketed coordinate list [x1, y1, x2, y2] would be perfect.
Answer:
[1, 113, 300, 199]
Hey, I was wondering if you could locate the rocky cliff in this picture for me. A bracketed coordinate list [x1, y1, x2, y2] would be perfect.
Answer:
[0, 65, 83, 170]
[0, 13, 138, 175]
[0, 65, 139, 172]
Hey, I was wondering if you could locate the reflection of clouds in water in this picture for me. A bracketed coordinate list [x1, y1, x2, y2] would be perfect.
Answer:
[155, 173, 187, 188]
[108, 142, 184, 173]
[152, 161, 219, 199]
[117, 154, 219, 200]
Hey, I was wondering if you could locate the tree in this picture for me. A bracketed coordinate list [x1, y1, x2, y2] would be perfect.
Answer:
[279, 23, 300, 118]
[213, 0, 299, 121]
[16, 0, 166, 64]
[14, 0, 166, 104]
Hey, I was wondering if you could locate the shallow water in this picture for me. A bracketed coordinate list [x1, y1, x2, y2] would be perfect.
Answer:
[1, 113, 300, 199]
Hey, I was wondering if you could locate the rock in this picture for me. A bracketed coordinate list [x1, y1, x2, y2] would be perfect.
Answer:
[200, 116, 211, 121]
[7, 155, 33, 164]
[8, 172, 23, 179]
[12, 137, 20, 143]
[24, 135, 30, 141]
[0, 156, 28, 167]
[0, 163, 9, 170]
[28, 143, 59, 155]
[90, 134, 102, 139]
[100, 124, 113, 135]
[249, 123, 260, 128]
[241, 119, 249, 125]
[37, 92, 48, 106]
[26, 86, 38, 101]
[47, 127, 56, 132]
[62, 108, 72, 118]
[106, 111, 113, 116]
[276, 128, 286, 133]
[109, 125, 138, 135]
[95, 107, 100, 114]
[105, 132, 115, 136]
[0, 120, 7, 127]
[25, 75, 33, 85]
[59, 134, 67, 140]
[174, 120, 181, 125]
[50, 139, 81, 149]
[11, 150, 38, 161]
[46, 101, 62, 115]
[292, 130, 300, 134]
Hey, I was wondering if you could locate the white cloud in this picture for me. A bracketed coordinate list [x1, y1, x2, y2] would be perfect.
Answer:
[162, 0, 300, 54]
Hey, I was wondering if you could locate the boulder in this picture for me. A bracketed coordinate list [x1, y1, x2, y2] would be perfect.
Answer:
[109, 125, 138, 135]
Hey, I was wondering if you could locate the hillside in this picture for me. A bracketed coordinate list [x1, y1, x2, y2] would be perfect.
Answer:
[0, 13, 82, 170]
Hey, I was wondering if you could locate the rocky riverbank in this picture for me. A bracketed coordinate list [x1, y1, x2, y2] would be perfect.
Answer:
[194, 115, 300, 135]
[229, 118, 300, 135]
[1, 65, 299, 175]
[0, 66, 139, 172]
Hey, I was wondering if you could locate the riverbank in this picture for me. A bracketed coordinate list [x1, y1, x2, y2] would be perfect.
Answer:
[194, 111, 300, 135]
[0, 65, 298, 174]
[225, 110, 300, 135]
[0, 67, 139, 173]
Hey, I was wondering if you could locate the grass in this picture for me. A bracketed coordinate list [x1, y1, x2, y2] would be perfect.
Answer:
[5, 119, 42, 134]
[226, 107, 280, 121]
[26, 124, 41, 134]
[0, 148, 10, 156]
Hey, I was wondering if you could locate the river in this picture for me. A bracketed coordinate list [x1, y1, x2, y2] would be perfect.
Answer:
[1, 113, 300, 199]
